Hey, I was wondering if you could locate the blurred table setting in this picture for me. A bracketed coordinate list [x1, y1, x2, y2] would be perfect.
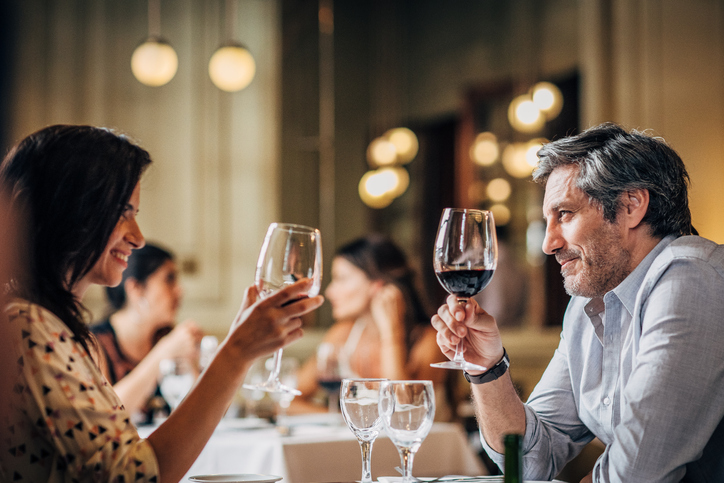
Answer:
[136, 413, 485, 483]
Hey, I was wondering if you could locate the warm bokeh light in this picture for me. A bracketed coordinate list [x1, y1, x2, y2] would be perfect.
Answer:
[502, 143, 534, 178]
[359, 170, 396, 208]
[470, 132, 499, 166]
[508, 95, 545, 133]
[490, 203, 511, 225]
[366, 137, 398, 167]
[131, 38, 178, 87]
[383, 166, 410, 198]
[487, 178, 512, 202]
[209, 45, 256, 92]
[385, 127, 419, 164]
[532, 82, 563, 119]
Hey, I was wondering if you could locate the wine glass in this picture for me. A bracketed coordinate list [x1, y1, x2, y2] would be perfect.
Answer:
[316, 342, 344, 412]
[243, 223, 322, 395]
[340, 378, 386, 483]
[158, 358, 195, 412]
[379, 380, 436, 483]
[431, 208, 497, 371]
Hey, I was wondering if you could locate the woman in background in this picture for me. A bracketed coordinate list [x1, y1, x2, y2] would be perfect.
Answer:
[0, 125, 322, 483]
[91, 243, 203, 421]
[294, 234, 452, 419]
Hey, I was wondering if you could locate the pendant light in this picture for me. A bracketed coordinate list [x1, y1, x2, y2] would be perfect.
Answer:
[131, 0, 178, 87]
[209, 0, 256, 92]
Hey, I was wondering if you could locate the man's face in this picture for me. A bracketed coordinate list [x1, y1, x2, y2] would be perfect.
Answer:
[542, 165, 632, 298]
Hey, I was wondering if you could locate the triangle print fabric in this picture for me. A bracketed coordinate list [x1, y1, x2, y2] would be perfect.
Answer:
[0, 300, 160, 482]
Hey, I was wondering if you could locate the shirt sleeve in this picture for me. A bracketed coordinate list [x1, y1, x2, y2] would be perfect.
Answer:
[480, 332, 595, 480]
[16, 304, 160, 482]
[592, 258, 724, 482]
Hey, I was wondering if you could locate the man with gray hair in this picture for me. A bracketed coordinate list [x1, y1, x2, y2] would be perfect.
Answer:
[431, 123, 724, 482]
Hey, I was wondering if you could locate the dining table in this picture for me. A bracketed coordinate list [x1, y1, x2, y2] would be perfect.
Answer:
[136, 413, 487, 483]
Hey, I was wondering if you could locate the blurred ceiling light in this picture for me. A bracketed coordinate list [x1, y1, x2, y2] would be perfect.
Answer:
[209, 44, 256, 92]
[508, 95, 545, 133]
[382, 166, 410, 198]
[131, 0, 177, 87]
[209, 0, 256, 92]
[487, 178, 512, 202]
[532, 82, 563, 119]
[359, 170, 395, 208]
[502, 143, 536, 178]
[490, 204, 511, 226]
[367, 137, 397, 167]
[470, 132, 499, 166]
[385, 127, 419, 164]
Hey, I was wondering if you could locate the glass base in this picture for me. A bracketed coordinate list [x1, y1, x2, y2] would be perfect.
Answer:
[430, 360, 487, 372]
[243, 380, 301, 396]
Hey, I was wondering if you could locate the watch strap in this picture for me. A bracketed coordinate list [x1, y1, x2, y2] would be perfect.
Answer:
[464, 348, 510, 384]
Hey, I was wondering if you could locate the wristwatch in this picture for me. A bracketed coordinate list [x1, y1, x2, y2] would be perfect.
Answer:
[463, 348, 510, 384]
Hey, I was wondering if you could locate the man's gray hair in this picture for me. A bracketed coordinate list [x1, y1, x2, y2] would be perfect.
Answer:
[533, 122, 693, 238]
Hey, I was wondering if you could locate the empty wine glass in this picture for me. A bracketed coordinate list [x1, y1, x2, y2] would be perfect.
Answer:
[243, 223, 322, 395]
[271, 358, 299, 427]
[379, 380, 435, 483]
[158, 358, 195, 412]
[340, 378, 386, 483]
[431, 208, 497, 372]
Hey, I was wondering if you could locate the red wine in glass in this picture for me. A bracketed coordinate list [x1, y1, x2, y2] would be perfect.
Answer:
[431, 208, 498, 372]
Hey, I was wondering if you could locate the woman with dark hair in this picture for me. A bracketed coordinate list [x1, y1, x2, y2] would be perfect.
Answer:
[91, 243, 204, 421]
[294, 234, 451, 418]
[0, 125, 322, 483]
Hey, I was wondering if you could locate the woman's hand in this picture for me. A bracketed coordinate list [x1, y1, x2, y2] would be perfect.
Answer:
[370, 283, 406, 340]
[430, 294, 503, 373]
[224, 278, 324, 364]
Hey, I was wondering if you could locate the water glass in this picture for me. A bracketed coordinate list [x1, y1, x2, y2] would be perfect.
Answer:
[379, 380, 435, 483]
[340, 378, 386, 483]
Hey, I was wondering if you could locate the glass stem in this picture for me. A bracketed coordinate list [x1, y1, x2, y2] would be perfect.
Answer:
[452, 342, 466, 364]
[267, 349, 283, 383]
[399, 448, 416, 483]
[358, 439, 375, 483]
[453, 297, 468, 364]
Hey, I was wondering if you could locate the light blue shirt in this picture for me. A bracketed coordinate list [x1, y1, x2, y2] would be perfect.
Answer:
[483, 235, 724, 481]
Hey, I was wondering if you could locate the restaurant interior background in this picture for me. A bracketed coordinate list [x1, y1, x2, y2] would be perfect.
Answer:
[1, 0, 723, 430]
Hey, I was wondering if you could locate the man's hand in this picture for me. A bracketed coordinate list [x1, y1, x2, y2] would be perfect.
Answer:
[430, 294, 504, 374]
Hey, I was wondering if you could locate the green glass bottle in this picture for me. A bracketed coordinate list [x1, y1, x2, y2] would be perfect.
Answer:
[503, 433, 523, 483]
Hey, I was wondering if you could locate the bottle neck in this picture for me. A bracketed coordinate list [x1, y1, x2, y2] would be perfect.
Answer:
[503, 433, 523, 483]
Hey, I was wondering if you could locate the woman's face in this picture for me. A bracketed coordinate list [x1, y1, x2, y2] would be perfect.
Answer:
[139, 259, 183, 325]
[325, 257, 378, 321]
[81, 182, 145, 292]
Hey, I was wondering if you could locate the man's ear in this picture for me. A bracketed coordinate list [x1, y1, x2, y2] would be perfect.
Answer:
[622, 189, 649, 229]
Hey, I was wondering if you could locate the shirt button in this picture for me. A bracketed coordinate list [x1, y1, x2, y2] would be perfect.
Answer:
[603, 397, 611, 406]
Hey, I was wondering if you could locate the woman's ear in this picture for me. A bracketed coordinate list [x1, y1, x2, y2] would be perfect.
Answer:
[368, 279, 385, 296]
[123, 278, 145, 305]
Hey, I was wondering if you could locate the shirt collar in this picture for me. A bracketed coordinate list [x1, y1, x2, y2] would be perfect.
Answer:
[610, 234, 678, 316]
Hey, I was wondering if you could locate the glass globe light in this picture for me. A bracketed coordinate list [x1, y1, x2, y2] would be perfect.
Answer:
[385, 127, 419, 164]
[508, 95, 545, 133]
[209, 44, 256, 92]
[131, 38, 178, 87]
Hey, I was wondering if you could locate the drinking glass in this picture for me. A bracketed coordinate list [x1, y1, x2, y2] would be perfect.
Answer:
[158, 358, 195, 412]
[379, 380, 436, 483]
[317, 342, 344, 412]
[431, 208, 497, 371]
[243, 223, 322, 395]
[340, 378, 386, 483]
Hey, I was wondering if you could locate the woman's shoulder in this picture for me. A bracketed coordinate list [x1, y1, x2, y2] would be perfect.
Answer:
[5, 297, 63, 328]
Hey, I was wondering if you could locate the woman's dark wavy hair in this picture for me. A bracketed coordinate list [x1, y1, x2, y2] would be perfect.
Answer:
[533, 122, 694, 238]
[336, 234, 430, 351]
[0, 125, 151, 353]
[106, 243, 174, 311]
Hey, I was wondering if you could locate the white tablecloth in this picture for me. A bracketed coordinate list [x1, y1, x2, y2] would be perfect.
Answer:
[137, 414, 486, 482]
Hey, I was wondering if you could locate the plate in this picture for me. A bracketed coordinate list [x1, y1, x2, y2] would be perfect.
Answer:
[189, 474, 283, 483]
